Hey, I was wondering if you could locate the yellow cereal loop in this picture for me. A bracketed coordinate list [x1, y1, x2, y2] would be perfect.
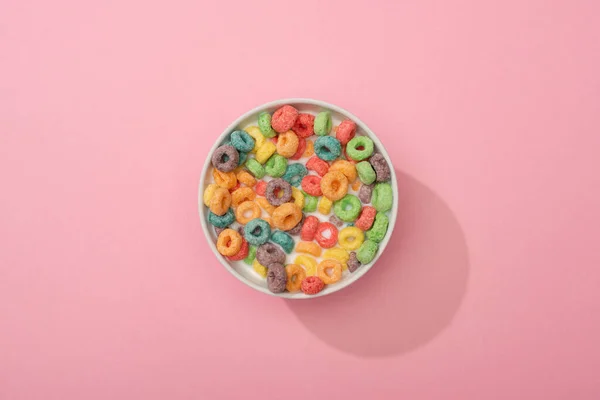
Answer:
[256, 197, 275, 215]
[323, 247, 350, 270]
[256, 141, 277, 164]
[294, 255, 317, 276]
[318, 196, 333, 215]
[203, 183, 219, 206]
[253, 259, 268, 278]
[244, 126, 266, 153]
[338, 226, 365, 250]
[296, 241, 322, 257]
[290, 187, 305, 209]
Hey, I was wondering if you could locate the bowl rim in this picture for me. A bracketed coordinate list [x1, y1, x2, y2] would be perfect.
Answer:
[198, 98, 398, 299]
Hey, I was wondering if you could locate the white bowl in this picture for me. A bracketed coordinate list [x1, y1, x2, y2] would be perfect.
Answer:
[198, 98, 398, 299]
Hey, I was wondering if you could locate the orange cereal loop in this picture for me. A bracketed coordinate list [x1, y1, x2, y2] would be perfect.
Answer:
[263, 216, 275, 228]
[236, 170, 257, 187]
[235, 201, 261, 225]
[352, 179, 361, 191]
[203, 183, 219, 206]
[272, 202, 302, 231]
[231, 187, 256, 207]
[213, 169, 237, 189]
[296, 241, 322, 257]
[286, 264, 306, 292]
[217, 229, 242, 256]
[333, 125, 339, 133]
[330, 160, 357, 183]
[317, 259, 343, 284]
[256, 197, 275, 215]
[209, 187, 232, 216]
[276, 130, 300, 158]
[303, 140, 314, 157]
[320, 171, 349, 201]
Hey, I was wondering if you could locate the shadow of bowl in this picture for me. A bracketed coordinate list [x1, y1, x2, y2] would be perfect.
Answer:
[285, 171, 470, 357]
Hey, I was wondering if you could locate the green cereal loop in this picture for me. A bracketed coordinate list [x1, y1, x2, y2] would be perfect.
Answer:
[258, 112, 277, 138]
[356, 161, 376, 184]
[270, 230, 295, 254]
[371, 182, 393, 212]
[282, 163, 308, 187]
[302, 191, 318, 212]
[356, 240, 379, 264]
[333, 194, 362, 222]
[314, 111, 332, 136]
[244, 245, 257, 265]
[208, 208, 235, 228]
[346, 136, 374, 161]
[366, 212, 389, 243]
[264, 154, 288, 178]
[245, 158, 266, 179]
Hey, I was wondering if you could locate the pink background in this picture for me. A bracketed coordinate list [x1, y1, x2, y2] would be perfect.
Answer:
[1, 0, 599, 399]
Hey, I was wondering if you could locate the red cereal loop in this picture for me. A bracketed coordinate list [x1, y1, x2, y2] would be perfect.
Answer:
[271, 105, 299, 133]
[227, 238, 249, 261]
[336, 120, 357, 145]
[301, 175, 323, 196]
[255, 180, 267, 196]
[301, 276, 325, 295]
[300, 216, 319, 241]
[290, 137, 307, 160]
[292, 113, 315, 138]
[355, 206, 377, 231]
[315, 222, 338, 249]
[306, 156, 330, 177]
[229, 182, 241, 193]
[271, 137, 278, 144]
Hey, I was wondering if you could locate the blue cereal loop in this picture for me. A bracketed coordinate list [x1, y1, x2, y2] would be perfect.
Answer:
[282, 163, 308, 187]
[208, 208, 235, 228]
[270, 230, 295, 254]
[314, 136, 342, 161]
[230, 130, 255, 153]
[244, 218, 272, 246]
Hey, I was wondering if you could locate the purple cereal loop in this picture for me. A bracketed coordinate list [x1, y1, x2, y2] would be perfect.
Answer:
[266, 262, 287, 293]
[211, 145, 239, 172]
[369, 153, 391, 182]
[265, 178, 293, 206]
[328, 215, 344, 228]
[286, 214, 305, 235]
[358, 184, 375, 204]
[237, 225, 245, 236]
[214, 226, 225, 236]
[347, 251, 361, 273]
[256, 242, 286, 266]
